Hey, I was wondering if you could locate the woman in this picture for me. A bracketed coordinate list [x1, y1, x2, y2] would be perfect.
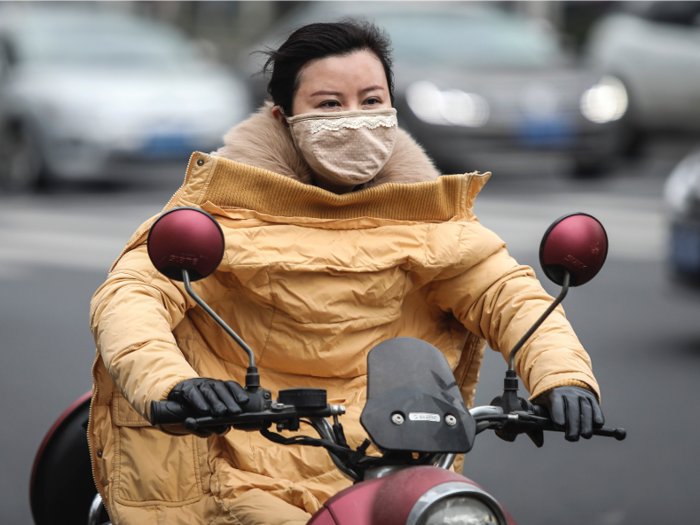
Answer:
[88, 21, 603, 525]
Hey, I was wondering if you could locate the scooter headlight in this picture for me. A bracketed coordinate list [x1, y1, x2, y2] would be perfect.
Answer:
[407, 482, 507, 525]
[418, 495, 499, 524]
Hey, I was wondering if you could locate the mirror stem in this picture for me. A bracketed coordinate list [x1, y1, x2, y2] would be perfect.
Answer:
[182, 270, 260, 389]
[508, 271, 570, 372]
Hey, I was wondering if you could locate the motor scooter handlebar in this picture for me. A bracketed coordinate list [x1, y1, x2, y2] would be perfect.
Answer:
[470, 405, 626, 441]
[150, 399, 337, 430]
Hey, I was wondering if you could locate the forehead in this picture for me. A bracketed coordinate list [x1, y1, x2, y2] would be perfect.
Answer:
[297, 50, 388, 91]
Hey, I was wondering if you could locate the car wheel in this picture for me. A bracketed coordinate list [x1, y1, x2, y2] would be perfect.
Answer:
[617, 116, 647, 159]
[571, 155, 611, 179]
[613, 75, 647, 159]
[0, 122, 46, 192]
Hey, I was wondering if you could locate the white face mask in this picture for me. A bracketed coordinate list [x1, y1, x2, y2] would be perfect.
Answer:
[286, 108, 398, 187]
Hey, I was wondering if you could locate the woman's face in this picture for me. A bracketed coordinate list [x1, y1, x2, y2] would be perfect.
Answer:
[290, 50, 391, 115]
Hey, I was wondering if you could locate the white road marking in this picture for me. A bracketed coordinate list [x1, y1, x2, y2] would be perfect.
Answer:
[475, 193, 666, 262]
[0, 192, 667, 278]
[0, 201, 162, 275]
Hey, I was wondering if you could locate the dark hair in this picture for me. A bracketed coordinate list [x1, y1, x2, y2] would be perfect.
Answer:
[262, 19, 394, 116]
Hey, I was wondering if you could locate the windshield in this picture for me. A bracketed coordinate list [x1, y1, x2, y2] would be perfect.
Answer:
[361, 337, 476, 454]
[376, 10, 563, 69]
[14, 14, 196, 69]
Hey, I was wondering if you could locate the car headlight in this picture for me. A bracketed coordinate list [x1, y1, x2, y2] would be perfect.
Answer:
[407, 482, 507, 525]
[580, 75, 628, 124]
[406, 81, 489, 128]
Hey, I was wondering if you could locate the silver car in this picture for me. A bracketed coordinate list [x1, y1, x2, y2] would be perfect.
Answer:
[0, 6, 250, 190]
[246, 3, 628, 177]
[585, 1, 700, 141]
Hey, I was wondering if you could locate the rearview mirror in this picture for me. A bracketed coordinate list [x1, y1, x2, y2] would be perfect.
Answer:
[539, 213, 608, 287]
[147, 207, 224, 282]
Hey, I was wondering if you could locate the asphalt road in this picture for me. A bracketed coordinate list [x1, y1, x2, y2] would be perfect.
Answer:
[1, 141, 699, 525]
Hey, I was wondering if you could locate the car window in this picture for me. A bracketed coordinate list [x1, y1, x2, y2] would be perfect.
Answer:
[267, 4, 565, 70]
[14, 16, 195, 69]
[621, 1, 700, 26]
[376, 11, 564, 69]
[645, 1, 700, 26]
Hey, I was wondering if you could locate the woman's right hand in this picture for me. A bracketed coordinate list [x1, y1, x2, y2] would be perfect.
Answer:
[167, 378, 250, 436]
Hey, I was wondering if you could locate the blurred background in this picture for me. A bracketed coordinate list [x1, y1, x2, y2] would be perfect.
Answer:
[2, 1, 700, 524]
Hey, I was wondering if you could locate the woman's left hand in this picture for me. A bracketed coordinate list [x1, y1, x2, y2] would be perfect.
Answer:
[533, 386, 605, 441]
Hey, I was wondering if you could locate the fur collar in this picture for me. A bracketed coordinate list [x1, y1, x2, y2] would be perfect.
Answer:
[213, 103, 440, 190]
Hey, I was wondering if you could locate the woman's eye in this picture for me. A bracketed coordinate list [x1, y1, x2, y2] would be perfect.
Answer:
[320, 100, 341, 109]
[364, 97, 381, 106]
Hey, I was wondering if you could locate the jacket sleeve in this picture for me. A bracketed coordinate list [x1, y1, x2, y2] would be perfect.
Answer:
[424, 223, 600, 401]
[90, 243, 200, 421]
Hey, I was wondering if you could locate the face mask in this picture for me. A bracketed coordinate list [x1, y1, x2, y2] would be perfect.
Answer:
[286, 108, 398, 187]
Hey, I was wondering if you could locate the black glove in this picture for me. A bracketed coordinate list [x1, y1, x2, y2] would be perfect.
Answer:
[168, 378, 250, 436]
[533, 386, 604, 442]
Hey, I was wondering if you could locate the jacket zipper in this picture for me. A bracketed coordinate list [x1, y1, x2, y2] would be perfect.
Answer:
[163, 151, 198, 210]
[87, 355, 105, 512]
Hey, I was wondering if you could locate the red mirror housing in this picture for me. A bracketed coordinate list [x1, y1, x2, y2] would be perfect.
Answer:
[539, 213, 608, 287]
[147, 207, 224, 282]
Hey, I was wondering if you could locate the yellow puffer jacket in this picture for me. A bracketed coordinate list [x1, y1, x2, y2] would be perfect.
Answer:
[88, 152, 599, 524]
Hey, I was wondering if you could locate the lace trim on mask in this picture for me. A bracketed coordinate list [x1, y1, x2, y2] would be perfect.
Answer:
[309, 114, 397, 134]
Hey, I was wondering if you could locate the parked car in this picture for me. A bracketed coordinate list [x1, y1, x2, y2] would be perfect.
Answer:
[584, 1, 700, 154]
[664, 147, 700, 281]
[0, 5, 250, 191]
[245, 2, 627, 177]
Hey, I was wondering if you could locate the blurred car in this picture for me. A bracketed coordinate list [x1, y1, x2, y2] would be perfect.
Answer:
[0, 6, 250, 190]
[664, 148, 700, 280]
[585, 2, 700, 152]
[245, 2, 628, 177]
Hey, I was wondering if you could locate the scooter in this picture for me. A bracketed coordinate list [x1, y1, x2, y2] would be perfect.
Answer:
[30, 207, 625, 525]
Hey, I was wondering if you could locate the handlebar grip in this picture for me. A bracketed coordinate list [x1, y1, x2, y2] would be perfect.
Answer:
[150, 400, 192, 426]
[531, 404, 626, 441]
[593, 426, 626, 441]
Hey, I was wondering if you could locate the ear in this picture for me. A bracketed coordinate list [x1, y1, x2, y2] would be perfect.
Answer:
[271, 106, 288, 126]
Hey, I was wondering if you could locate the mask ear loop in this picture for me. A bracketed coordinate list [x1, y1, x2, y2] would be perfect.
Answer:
[272, 104, 293, 135]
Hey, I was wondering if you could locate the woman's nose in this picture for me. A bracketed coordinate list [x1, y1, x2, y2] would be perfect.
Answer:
[345, 99, 362, 111]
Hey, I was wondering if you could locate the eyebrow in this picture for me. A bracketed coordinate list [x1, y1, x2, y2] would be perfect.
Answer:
[359, 85, 385, 94]
[309, 86, 386, 97]
[310, 90, 343, 97]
